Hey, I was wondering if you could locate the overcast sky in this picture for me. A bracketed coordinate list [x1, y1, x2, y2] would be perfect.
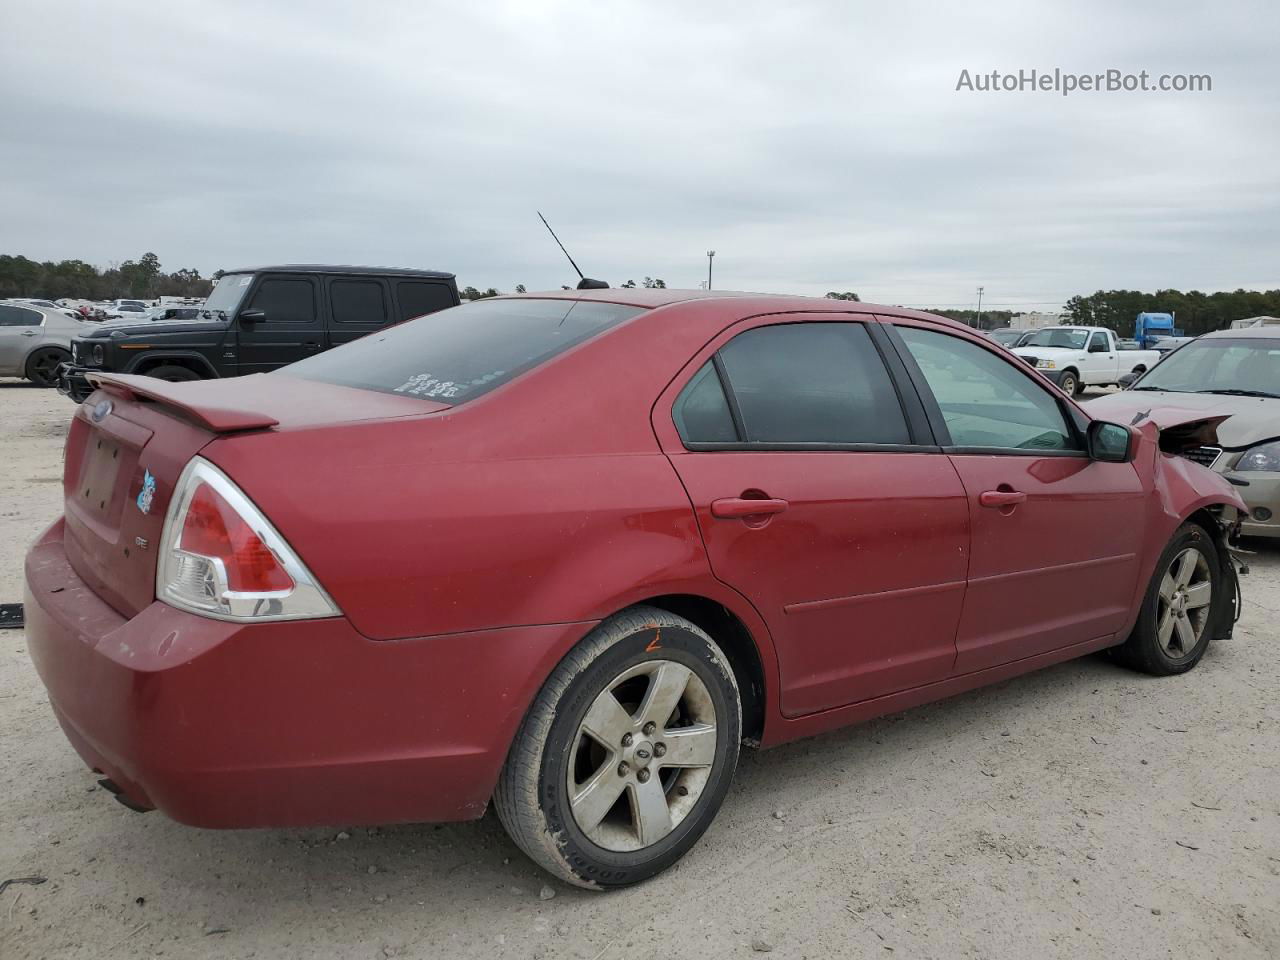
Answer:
[3, 0, 1277, 310]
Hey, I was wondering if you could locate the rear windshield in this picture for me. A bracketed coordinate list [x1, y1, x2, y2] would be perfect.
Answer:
[284, 297, 645, 404]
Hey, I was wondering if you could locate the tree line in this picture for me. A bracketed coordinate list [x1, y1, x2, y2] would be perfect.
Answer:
[0, 253, 213, 301]
[1062, 289, 1280, 336]
[5, 252, 1277, 334]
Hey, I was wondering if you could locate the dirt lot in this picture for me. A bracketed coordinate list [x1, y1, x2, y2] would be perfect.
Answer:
[2, 380, 1277, 960]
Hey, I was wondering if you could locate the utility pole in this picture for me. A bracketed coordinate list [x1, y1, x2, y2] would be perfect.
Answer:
[975, 286, 985, 329]
[707, 251, 716, 291]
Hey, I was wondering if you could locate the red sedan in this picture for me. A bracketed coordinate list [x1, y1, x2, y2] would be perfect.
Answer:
[25, 289, 1245, 888]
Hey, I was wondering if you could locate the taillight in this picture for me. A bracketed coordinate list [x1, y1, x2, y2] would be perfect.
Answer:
[157, 457, 339, 621]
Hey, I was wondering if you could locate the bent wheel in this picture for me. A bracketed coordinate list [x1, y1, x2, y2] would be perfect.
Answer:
[494, 606, 741, 888]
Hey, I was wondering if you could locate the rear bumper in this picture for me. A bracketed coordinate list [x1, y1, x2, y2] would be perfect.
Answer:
[57, 363, 94, 402]
[25, 519, 595, 828]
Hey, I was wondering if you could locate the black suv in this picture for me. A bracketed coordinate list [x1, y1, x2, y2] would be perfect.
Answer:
[59, 264, 458, 401]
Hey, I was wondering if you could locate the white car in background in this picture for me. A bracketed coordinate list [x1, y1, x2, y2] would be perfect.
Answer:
[104, 299, 151, 320]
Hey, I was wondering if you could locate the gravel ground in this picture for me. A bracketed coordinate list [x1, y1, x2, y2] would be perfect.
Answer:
[2, 380, 1277, 960]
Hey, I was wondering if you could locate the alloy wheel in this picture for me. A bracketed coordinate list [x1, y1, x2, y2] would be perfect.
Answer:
[567, 659, 718, 852]
[1156, 547, 1212, 659]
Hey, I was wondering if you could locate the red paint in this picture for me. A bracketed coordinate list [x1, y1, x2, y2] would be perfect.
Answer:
[25, 291, 1246, 827]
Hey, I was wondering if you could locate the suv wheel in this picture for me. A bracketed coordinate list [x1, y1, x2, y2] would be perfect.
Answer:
[145, 364, 202, 383]
[494, 606, 741, 889]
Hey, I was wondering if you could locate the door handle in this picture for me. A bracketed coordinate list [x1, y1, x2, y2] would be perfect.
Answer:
[711, 497, 789, 519]
[20, 330, 38, 337]
[979, 490, 1027, 508]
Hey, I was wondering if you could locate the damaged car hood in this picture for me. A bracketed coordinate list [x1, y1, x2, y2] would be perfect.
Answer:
[1088, 390, 1280, 450]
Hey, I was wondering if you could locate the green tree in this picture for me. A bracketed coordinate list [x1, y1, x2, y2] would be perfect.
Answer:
[824, 291, 860, 301]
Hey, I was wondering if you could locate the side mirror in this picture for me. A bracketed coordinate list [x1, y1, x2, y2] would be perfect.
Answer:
[239, 308, 265, 323]
[1118, 372, 1140, 389]
[1088, 421, 1135, 463]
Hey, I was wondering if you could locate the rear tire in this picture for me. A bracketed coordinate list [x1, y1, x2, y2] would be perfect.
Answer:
[1113, 523, 1220, 675]
[24, 347, 69, 387]
[494, 606, 741, 889]
[144, 364, 202, 383]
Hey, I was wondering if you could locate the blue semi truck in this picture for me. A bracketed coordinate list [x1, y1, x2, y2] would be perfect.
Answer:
[1134, 312, 1184, 348]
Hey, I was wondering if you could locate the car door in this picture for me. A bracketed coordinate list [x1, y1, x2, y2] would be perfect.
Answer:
[235, 274, 324, 374]
[0, 304, 46, 374]
[1081, 330, 1117, 384]
[886, 320, 1146, 673]
[326, 276, 394, 349]
[654, 316, 971, 717]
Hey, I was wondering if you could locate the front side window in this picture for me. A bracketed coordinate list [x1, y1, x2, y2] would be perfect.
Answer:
[246, 278, 316, 324]
[1088, 332, 1110, 352]
[331, 279, 389, 325]
[0, 305, 42, 327]
[897, 326, 1078, 452]
[674, 322, 910, 445]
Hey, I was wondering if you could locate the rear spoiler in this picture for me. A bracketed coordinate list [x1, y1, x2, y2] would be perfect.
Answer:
[85, 373, 280, 433]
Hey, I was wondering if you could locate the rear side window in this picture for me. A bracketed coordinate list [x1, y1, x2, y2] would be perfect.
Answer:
[0, 305, 42, 327]
[331, 279, 389, 325]
[246, 278, 316, 323]
[711, 323, 910, 445]
[397, 281, 455, 321]
[285, 298, 644, 404]
[673, 363, 737, 443]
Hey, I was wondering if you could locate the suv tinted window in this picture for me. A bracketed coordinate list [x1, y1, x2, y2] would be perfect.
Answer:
[247, 278, 316, 323]
[897, 326, 1078, 451]
[0, 305, 42, 327]
[716, 322, 910, 444]
[673, 362, 737, 443]
[331, 279, 389, 325]
[397, 281, 455, 321]
[286, 298, 643, 404]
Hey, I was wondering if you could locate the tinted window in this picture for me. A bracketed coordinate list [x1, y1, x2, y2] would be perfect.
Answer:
[397, 281, 455, 322]
[897, 326, 1078, 451]
[331, 279, 389, 325]
[0, 305, 42, 327]
[1089, 332, 1109, 351]
[247, 278, 316, 323]
[286, 298, 643, 404]
[673, 362, 737, 443]
[717, 323, 910, 444]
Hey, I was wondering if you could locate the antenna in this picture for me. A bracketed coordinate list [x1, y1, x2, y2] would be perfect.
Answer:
[537, 212, 608, 290]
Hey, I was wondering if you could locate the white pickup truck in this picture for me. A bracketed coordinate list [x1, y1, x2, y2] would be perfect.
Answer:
[1011, 326, 1162, 397]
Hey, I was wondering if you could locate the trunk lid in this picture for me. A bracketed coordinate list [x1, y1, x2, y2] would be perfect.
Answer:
[63, 373, 445, 618]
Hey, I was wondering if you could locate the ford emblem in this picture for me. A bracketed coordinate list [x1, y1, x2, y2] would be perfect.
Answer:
[90, 399, 112, 422]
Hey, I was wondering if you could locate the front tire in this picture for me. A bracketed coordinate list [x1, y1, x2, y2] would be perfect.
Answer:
[494, 606, 741, 889]
[1058, 370, 1081, 397]
[1113, 523, 1220, 675]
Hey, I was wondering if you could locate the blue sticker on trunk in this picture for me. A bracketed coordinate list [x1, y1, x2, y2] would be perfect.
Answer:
[137, 470, 156, 515]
